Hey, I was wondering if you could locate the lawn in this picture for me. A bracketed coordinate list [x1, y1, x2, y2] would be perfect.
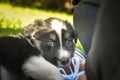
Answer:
[0, 3, 84, 52]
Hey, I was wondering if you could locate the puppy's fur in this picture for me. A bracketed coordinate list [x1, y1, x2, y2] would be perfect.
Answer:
[0, 17, 77, 80]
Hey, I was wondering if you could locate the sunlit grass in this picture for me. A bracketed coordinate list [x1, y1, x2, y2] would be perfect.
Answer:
[0, 3, 73, 28]
[0, 3, 73, 35]
[0, 3, 84, 51]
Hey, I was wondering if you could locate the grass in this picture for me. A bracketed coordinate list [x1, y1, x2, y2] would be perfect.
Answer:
[0, 3, 84, 52]
[0, 3, 73, 35]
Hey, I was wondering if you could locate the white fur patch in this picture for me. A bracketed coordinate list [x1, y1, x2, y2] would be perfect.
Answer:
[51, 20, 69, 60]
[51, 19, 66, 33]
[59, 49, 70, 59]
[22, 56, 63, 80]
[51, 19, 66, 48]
[57, 49, 70, 67]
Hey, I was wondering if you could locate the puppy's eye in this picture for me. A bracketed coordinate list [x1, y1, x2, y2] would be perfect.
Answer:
[66, 38, 72, 44]
[48, 41, 55, 47]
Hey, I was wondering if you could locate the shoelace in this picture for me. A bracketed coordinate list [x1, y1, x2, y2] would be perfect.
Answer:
[58, 49, 86, 80]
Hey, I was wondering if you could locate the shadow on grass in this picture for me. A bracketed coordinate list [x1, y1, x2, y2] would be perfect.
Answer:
[0, 27, 23, 36]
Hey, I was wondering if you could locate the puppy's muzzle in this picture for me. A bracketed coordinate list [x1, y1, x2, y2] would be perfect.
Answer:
[57, 49, 72, 67]
[60, 57, 70, 65]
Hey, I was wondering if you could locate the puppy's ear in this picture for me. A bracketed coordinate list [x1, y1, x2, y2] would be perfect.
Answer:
[64, 21, 78, 43]
[23, 19, 43, 38]
[23, 24, 35, 39]
[73, 29, 78, 43]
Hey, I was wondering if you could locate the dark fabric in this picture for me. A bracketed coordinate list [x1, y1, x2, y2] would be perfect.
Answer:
[73, 0, 100, 53]
[73, 0, 120, 80]
[87, 0, 120, 80]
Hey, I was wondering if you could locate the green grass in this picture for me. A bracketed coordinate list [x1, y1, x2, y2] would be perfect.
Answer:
[0, 3, 84, 52]
[0, 3, 73, 35]
[0, 3, 73, 27]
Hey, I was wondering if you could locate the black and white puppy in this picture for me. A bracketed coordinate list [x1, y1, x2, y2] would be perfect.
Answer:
[0, 17, 77, 80]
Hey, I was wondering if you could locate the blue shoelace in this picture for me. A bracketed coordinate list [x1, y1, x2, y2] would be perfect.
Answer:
[58, 49, 86, 80]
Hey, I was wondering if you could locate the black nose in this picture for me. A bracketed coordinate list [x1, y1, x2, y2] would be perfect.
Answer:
[60, 57, 69, 65]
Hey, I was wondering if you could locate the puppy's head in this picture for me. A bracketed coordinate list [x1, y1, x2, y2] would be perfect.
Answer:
[24, 17, 77, 67]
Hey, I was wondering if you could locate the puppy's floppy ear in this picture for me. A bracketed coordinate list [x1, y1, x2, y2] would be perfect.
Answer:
[23, 19, 43, 38]
[64, 20, 78, 43]
[73, 29, 78, 43]
[23, 24, 35, 38]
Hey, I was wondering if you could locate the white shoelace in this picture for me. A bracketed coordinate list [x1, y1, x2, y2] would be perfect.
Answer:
[58, 49, 86, 80]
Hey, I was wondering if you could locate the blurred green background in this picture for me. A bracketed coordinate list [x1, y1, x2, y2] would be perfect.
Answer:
[0, 0, 84, 52]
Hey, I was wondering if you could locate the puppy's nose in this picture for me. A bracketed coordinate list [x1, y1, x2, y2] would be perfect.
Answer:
[60, 57, 69, 65]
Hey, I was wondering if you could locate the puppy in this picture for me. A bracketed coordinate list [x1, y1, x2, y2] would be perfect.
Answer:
[0, 17, 77, 80]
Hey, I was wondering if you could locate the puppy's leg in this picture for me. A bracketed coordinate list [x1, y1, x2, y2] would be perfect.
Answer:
[1, 66, 11, 80]
[0, 66, 1, 79]
[23, 56, 63, 80]
[0, 66, 28, 80]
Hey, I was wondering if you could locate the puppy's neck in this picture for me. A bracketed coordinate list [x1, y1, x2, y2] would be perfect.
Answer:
[18, 33, 43, 54]
[18, 33, 35, 48]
